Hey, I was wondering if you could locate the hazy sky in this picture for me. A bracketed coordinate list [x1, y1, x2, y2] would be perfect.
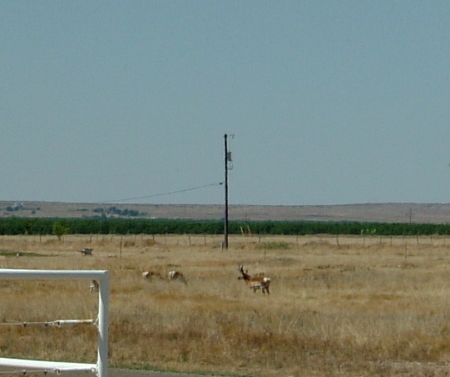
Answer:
[2, 1, 450, 206]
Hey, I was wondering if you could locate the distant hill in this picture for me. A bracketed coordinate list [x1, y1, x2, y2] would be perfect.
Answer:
[2, 201, 450, 224]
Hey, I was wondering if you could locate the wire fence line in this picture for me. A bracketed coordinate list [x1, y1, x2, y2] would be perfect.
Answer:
[5, 233, 450, 250]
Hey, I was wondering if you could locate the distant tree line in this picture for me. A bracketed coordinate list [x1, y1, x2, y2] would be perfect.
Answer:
[1, 218, 450, 236]
[92, 206, 144, 217]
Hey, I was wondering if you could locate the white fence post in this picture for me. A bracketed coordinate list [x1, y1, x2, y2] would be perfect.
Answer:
[0, 269, 109, 377]
[98, 271, 109, 377]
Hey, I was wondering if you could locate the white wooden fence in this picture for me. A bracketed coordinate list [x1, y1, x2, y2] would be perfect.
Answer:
[0, 269, 109, 377]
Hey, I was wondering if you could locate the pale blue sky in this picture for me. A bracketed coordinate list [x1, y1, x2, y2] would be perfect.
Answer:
[2, 1, 450, 206]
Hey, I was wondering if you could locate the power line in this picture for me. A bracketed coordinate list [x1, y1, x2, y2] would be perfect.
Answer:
[101, 181, 224, 203]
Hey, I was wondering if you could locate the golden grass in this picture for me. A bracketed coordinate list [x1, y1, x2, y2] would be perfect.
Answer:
[1, 234, 450, 376]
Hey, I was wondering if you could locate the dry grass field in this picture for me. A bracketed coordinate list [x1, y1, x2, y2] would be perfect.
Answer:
[2, 234, 450, 376]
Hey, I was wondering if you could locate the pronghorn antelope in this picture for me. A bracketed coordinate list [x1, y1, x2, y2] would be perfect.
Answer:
[90, 279, 99, 293]
[168, 270, 187, 284]
[238, 265, 271, 294]
[80, 248, 93, 256]
[142, 270, 163, 280]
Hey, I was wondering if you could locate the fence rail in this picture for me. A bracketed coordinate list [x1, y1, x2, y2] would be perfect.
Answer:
[0, 269, 109, 377]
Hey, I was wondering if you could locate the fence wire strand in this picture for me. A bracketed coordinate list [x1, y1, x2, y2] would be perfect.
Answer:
[0, 319, 96, 328]
[0, 368, 95, 375]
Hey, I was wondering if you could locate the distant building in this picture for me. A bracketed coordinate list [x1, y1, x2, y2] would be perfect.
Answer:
[13, 202, 24, 210]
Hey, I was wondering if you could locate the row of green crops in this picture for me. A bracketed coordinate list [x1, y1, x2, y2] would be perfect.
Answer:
[1, 217, 450, 236]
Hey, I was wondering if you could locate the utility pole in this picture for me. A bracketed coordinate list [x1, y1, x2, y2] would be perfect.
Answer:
[223, 134, 234, 249]
[224, 134, 229, 249]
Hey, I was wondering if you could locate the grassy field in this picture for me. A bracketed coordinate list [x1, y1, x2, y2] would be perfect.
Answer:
[1, 234, 450, 376]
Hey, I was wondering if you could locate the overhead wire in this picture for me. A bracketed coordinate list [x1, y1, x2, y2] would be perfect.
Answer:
[101, 181, 223, 203]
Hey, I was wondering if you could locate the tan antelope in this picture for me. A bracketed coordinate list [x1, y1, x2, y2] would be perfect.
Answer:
[238, 265, 271, 294]
[142, 270, 163, 280]
[90, 280, 99, 293]
[168, 270, 187, 284]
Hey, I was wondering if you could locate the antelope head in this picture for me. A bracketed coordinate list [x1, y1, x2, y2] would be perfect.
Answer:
[238, 265, 250, 281]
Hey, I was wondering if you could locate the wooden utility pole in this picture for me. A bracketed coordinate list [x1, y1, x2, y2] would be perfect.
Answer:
[224, 134, 229, 249]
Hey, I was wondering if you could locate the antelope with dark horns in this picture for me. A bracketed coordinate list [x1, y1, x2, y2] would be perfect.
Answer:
[238, 265, 271, 294]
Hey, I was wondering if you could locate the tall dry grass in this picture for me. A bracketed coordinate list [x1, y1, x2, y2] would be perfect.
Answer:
[1, 234, 450, 376]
